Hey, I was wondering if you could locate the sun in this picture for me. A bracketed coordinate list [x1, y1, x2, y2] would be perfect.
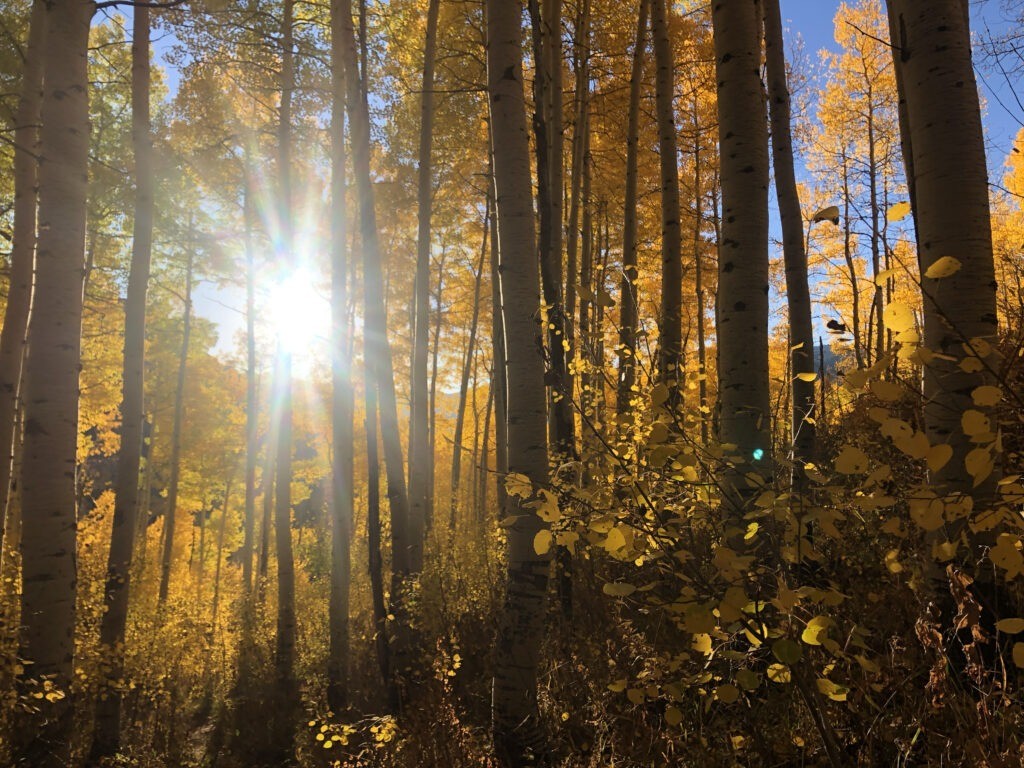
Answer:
[266, 266, 331, 365]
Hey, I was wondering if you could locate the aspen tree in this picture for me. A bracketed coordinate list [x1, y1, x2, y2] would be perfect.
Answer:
[91, 6, 156, 758]
[16, 2, 92, 764]
[486, 0, 551, 759]
[711, 0, 772, 512]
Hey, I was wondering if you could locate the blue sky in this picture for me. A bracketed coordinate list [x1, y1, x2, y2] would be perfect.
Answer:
[106, 1, 1024, 366]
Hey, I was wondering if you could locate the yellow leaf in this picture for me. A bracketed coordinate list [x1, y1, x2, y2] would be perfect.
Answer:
[665, 706, 683, 726]
[869, 379, 902, 402]
[815, 678, 849, 702]
[965, 447, 994, 487]
[608, 679, 627, 692]
[835, 446, 869, 475]
[692, 633, 713, 655]
[885, 549, 903, 573]
[533, 529, 552, 556]
[796, 372, 818, 382]
[886, 201, 911, 222]
[812, 205, 840, 223]
[626, 688, 644, 705]
[961, 410, 991, 438]
[1014, 643, 1024, 669]
[883, 302, 915, 333]
[894, 430, 930, 460]
[971, 385, 1002, 407]
[767, 664, 791, 683]
[603, 526, 627, 553]
[504, 473, 533, 498]
[874, 267, 897, 287]
[927, 444, 953, 473]
[991, 534, 1024, 578]
[802, 616, 832, 646]
[924, 256, 962, 279]
[996, 618, 1024, 634]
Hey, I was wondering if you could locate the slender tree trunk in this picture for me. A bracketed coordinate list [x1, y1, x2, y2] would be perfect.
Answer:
[210, 476, 233, 632]
[273, 350, 297, 755]
[866, 94, 885, 366]
[256, 389, 277, 604]
[158, 251, 194, 604]
[691, 97, 709, 446]
[886, 0, 1000, 506]
[617, 0, 648, 416]
[763, 0, 816, 477]
[90, 8, 156, 758]
[16, 4, 91, 764]
[365, 364, 396, 709]
[449, 215, 488, 530]
[0, 0, 44, 536]
[328, 0, 354, 713]
[564, 0, 589, 351]
[487, 163, 509, 515]
[486, 0, 551, 760]
[339, 0, 416, 697]
[428, 249, 447, 529]
[712, 0, 772, 515]
[409, 0, 440, 573]
[529, 0, 575, 461]
[841, 155, 865, 369]
[242, 181, 257, 595]
[651, 0, 684, 405]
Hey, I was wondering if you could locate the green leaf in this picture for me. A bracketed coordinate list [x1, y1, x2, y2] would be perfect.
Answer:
[772, 639, 802, 665]
[602, 582, 636, 597]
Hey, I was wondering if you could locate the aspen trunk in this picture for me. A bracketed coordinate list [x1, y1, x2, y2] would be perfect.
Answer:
[338, 0, 413, 584]
[617, 0, 648, 416]
[487, 167, 509, 514]
[763, 0, 816, 475]
[210, 476, 233, 632]
[273, 350, 298, 755]
[409, 0, 440, 575]
[486, 0, 552, 759]
[16, 3, 91, 764]
[0, 0, 44, 534]
[529, 0, 575, 461]
[712, 0, 772, 513]
[450, 216, 488, 530]
[651, 0, 683, 404]
[158, 251, 194, 604]
[328, 0, 354, 713]
[365, 363, 397, 709]
[841, 155, 865, 369]
[886, 0, 1000, 505]
[242, 180, 257, 595]
[91, 8, 156, 757]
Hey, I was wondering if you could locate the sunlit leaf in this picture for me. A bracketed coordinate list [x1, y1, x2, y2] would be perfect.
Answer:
[923, 256, 961, 279]
[767, 664, 791, 683]
[886, 201, 911, 222]
[533, 529, 552, 556]
[883, 302, 915, 333]
[996, 618, 1024, 634]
